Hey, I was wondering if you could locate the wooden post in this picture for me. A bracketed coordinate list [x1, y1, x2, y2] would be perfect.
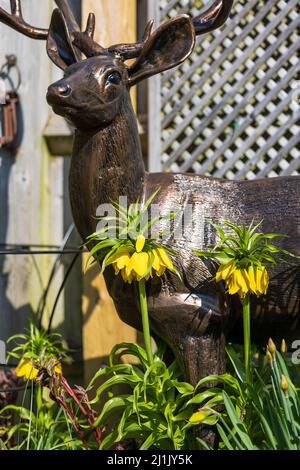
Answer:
[81, 0, 138, 384]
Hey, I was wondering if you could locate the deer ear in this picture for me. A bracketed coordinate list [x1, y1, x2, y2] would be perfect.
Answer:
[128, 15, 195, 86]
[47, 9, 80, 70]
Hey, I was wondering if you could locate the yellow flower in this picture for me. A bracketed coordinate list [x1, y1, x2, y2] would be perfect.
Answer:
[216, 260, 236, 282]
[244, 266, 257, 292]
[128, 252, 149, 278]
[255, 266, 268, 295]
[155, 247, 174, 271]
[105, 236, 174, 284]
[136, 235, 146, 253]
[216, 262, 269, 298]
[52, 357, 62, 374]
[15, 358, 39, 381]
[227, 269, 248, 297]
[107, 250, 131, 275]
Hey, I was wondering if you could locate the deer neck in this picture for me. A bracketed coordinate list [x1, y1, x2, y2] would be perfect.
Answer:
[69, 93, 145, 240]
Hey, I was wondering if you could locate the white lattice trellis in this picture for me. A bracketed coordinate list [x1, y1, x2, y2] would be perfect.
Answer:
[148, 0, 300, 179]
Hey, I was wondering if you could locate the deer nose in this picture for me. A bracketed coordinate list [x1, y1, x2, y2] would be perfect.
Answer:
[56, 84, 72, 97]
[46, 83, 72, 105]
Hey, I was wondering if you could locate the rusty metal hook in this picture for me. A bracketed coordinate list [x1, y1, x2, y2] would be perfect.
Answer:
[0, 54, 21, 92]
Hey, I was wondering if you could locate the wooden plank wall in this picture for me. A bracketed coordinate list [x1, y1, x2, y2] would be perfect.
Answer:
[81, 0, 138, 384]
[0, 1, 82, 367]
[0, 1, 63, 340]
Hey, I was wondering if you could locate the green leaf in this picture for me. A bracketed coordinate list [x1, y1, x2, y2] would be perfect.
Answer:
[226, 345, 246, 382]
[139, 432, 156, 450]
[94, 395, 133, 426]
[94, 374, 141, 401]
[109, 342, 148, 369]
[222, 392, 255, 450]
[172, 381, 194, 395]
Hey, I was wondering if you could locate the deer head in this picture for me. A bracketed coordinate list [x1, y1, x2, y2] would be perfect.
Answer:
[46, 0, 233, 130]
[0, 0, 234, 131]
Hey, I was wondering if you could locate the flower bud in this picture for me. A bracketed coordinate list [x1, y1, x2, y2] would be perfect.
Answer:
[268, 337, 276, 354]
[280, 339, 287, 355]
[266, 350, 272, 363]
[280, 374, 289, 392]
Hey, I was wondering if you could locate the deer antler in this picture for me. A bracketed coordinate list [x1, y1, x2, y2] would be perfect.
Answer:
[54, 0, 80, 35]
[0, 0, 48, 39]
[72, 16, 154, 60]
[192, 0, 234, 35]
[0, 0, 234, 60]
[108, 20, 154, 60]
[104, 0, 233, 61]
[0, 0, 82, 39]
[72, 13, 105, 57]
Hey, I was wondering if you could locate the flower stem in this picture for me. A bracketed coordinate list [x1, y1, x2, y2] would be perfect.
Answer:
[138, 279, 153, 365]
[242, 294, 251, 386]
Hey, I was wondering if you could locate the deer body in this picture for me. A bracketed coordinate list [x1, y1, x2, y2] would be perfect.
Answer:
[70, 106, 300, 383]
[1, 0, 299, 390]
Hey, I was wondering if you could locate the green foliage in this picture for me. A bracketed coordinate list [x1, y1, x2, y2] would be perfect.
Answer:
[197, 345, 300, 450]
[194, 219, 297, 268]
[7, 321, 70, 365]
[89, 342, 221, 450]
[0, 386, 84, 450]
[85, 188, 176, 274]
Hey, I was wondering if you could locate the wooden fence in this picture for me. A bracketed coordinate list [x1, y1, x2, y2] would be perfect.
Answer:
[148, 0, 300, 179]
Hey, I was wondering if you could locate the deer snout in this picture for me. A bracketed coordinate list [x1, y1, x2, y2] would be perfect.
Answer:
[46, 83, 72, 105]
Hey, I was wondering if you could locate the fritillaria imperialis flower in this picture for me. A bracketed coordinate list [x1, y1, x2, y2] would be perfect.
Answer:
[106, 235, 174, 283]
[216, 261, 269, 298]
[195, 219, 297, 300]
[86, 191, 177, 284]
[15, 356, 62, 381]
[86, 190, 178, 365]
[15, 358, 39, 381]
[194, 219, 298, 386]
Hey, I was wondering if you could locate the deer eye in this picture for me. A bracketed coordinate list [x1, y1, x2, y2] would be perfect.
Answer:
[105, 71, 122, 86]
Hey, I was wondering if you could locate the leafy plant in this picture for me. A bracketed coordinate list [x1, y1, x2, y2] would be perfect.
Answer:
[0, 386, 84, 450]
[195, 219, 298, 386]
[2, 323, 102, 450]
[89, 342, 221, 450]
[8, 321, 70, 366]
[86, 189, 177, 366]
[195, 343, 300, 450]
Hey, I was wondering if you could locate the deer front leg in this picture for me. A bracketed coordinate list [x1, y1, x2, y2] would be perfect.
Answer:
[148, 289, 229, 382]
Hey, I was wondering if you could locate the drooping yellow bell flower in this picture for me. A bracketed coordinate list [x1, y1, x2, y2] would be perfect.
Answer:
[106, 239, 174, 284]
[255, 266, 269, 295]
[216, 262, 269, 298]
[127, 252, 149, 278]
[15, 358, 39, 381]
[155, 247, 174, 270]
[215, 259, 236, 282]
[106, 250, 131, 275]
[230, 269, 250, 297]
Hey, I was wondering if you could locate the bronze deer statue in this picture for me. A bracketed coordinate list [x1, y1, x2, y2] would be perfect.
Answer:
[1, 0, 300, 395]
